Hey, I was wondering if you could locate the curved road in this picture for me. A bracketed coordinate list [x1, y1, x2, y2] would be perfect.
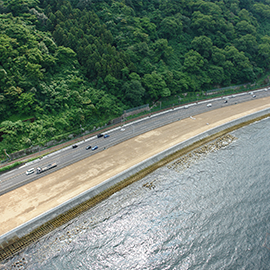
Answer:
[1, 88, 270, 195]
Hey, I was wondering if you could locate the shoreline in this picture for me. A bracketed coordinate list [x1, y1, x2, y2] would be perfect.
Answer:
[1, 97, 270, 260]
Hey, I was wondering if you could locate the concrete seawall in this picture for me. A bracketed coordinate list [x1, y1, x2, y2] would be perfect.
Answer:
[1, 107, 270, 258]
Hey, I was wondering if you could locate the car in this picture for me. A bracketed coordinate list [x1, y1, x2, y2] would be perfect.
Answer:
[253, 95, 256, 98]
[207, 103, 212, 107]
[97, 133, 103, 138]
[72, 145, 78, 149]
[224, 100, 228, 103]
[86, 145, 91, 150]
[26, 168, 35, 175]
[92, 146, 98, 151]
[104, 134, 110, 138]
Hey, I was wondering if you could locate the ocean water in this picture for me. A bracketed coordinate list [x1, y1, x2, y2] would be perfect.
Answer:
[2, 118, 270, 270]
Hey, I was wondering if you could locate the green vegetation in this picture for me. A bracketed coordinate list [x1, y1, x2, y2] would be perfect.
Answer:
[0, 161, 22, 172]
[1, 0, 270, 158]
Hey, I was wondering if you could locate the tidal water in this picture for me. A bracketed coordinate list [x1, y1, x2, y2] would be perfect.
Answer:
[2, 118, 270, 270]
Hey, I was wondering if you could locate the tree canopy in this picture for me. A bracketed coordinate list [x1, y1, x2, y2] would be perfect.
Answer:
[1, 0, 270, 154]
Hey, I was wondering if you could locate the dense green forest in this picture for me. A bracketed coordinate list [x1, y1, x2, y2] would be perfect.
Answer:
[1, 0, 270, 157]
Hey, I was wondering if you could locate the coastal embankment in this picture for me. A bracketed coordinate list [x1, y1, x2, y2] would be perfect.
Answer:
[0, 97, 270, 261]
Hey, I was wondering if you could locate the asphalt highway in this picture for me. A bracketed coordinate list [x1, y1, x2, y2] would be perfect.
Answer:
[1, 88, 270, 196]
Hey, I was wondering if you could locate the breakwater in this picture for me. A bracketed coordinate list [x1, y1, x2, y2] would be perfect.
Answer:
[1, 108, 270, 262]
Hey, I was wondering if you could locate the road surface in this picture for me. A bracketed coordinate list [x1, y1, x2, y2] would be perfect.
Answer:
[1, 88, 270, 196]
[0, 92, 270, 236]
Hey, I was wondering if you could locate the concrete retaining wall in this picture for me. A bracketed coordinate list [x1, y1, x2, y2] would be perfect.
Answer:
[1, 107, 270, 246]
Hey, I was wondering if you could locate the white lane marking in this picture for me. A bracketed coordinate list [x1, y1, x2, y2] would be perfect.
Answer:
[3, 172, 15, 177]
[9, 90, 268, 169]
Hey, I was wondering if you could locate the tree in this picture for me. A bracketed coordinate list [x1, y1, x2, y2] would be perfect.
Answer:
[239, 0, 254, 10]
[191, 11, 215, 34]
[0, 35, 18, 65]
[95, 93, 121, 117]
[183, 50, 204, 74]
[224, 45, 255, 82]
[122, 80, 145, 106]
[55, 46, 77, 65]
[211, 46, 226, 65]
[142, 71, 170, 100]
[207, 65, 225, 85]
[159, 0, 186, 16]
[235, 34, 257, 56]
[139, 17, 156, 40]
[25, 62, 44, 81]
[191, 35, 213, 59]
[6, 0, 39, 16]
[104, 74, 119, 96]
[159, 15, 183, 39]
[52, 25, 65, 46]
[53, 117, 69, 131]
[0, 120, 24, 137]
[15, 92, 36, 115]
[258, 36, 270, 69]
[151, 39, 173, 63]
[235, 21, 256, 36]
[252, 3, 270, 20]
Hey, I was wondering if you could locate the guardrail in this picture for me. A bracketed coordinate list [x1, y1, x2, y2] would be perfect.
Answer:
[1, 106, 270, 260]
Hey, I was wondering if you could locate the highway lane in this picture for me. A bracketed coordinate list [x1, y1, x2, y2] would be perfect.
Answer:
[1, 87, 270, 195]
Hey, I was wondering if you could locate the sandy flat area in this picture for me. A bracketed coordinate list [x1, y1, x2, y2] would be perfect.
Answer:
[1, 97, 270, 236]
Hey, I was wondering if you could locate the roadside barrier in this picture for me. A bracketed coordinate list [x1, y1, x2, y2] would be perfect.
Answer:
[1, 107, 270, 262]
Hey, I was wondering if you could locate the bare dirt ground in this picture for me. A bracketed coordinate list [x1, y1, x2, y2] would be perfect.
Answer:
[1, 97, 270, 236]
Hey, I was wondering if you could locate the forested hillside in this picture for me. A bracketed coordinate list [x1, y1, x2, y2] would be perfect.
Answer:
[1, 0, 270, 156]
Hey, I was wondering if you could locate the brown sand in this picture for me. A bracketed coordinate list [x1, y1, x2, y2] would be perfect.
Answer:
[1, 97, 270, 236]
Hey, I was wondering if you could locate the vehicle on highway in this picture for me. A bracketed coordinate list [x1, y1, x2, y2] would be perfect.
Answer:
[26, 168, 35, 175]
[72, 145, 78, 149]
[97, 133, 103, 138]
[36, 163, 57, 174]
[92, 146, 98, 151]
[86, 145, 91, 150]
[253, 95, 256, 98]
[207, 103, 212, 107]
[224, 100, 228, 103]
[104, 134, 110, 138]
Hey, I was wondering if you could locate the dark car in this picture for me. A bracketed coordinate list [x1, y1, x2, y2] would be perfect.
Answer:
[97, 133, 103, 138]
[92, 146, 98, 151]
[104, 134, 110, 138]
[86, 145, 91, 150]
[72, 145, 78, 149]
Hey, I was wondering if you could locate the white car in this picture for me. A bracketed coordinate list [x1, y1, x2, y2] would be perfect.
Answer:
[207, 103, 212, 107]
[26, 168, 35, 175]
